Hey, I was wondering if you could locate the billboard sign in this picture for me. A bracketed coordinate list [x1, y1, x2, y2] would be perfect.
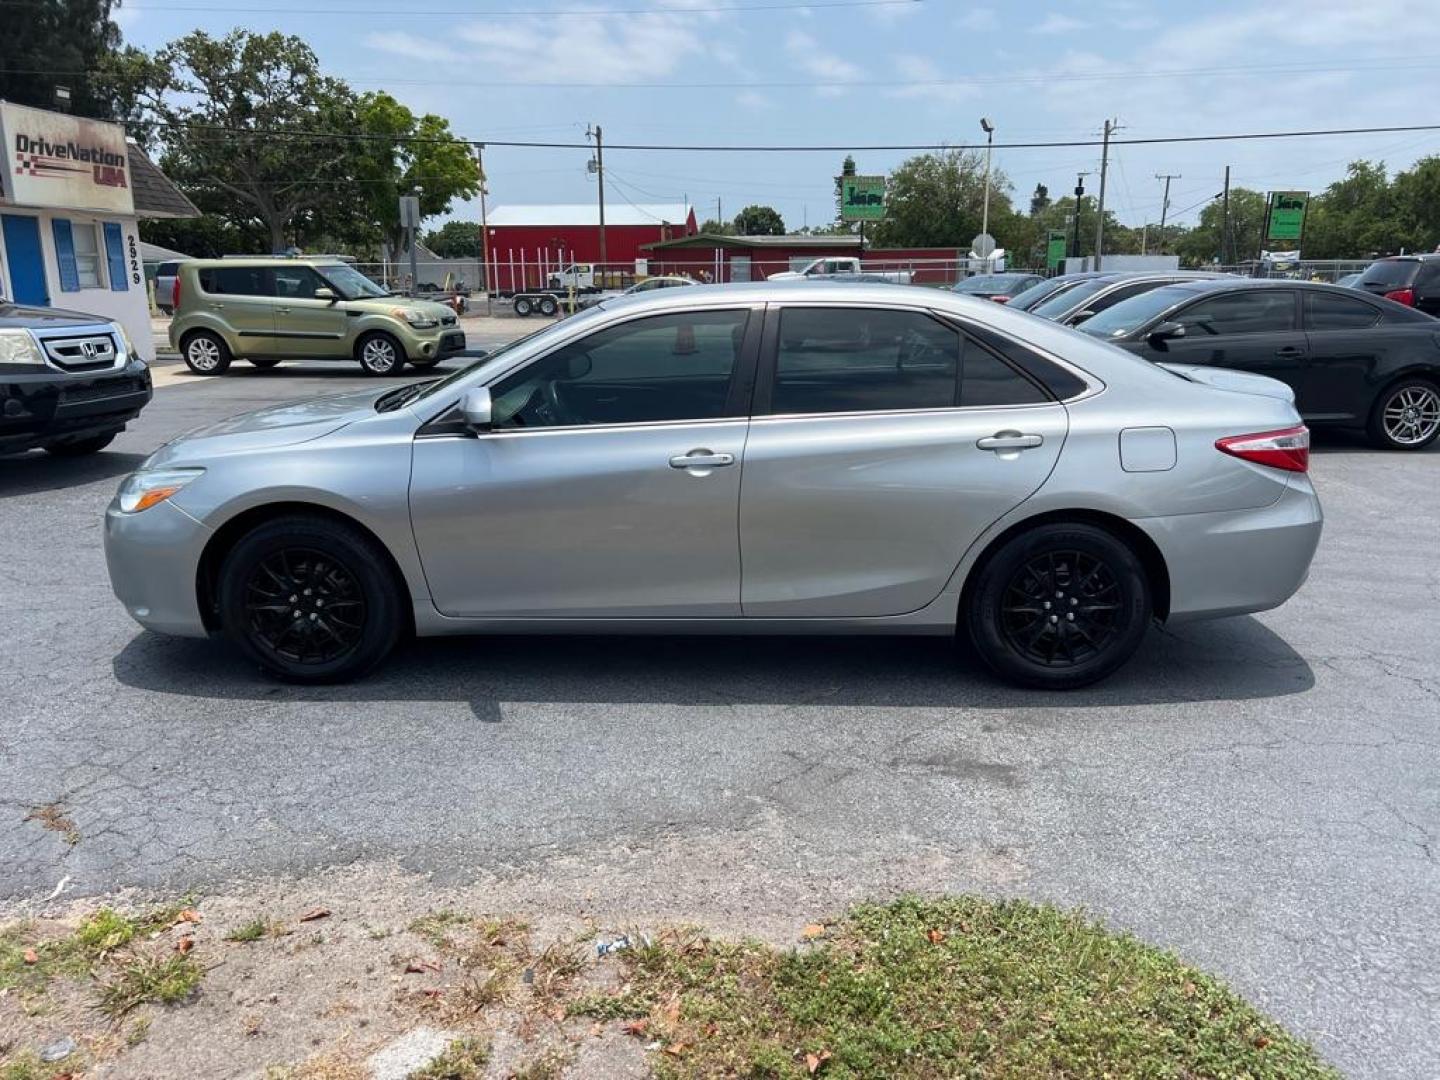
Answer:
[1266, 191, 1309, 243]
[840, 175, 886, 221]
[1046, 229, 1067, 270]
[0, 102, 134, 215]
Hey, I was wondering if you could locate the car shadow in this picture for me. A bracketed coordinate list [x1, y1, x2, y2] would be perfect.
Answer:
[1308, 428, 1437, 455]
[112, 615, 1314, 721]
[0, 450, 148, 499]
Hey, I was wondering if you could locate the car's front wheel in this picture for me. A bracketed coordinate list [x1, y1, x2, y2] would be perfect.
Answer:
[356, 332, 406, 376]
[181, 330, 231, 375]
[965, 522, 1151, 689]
[218, 514, 404, 683]
[1368, 378, 1440, 451]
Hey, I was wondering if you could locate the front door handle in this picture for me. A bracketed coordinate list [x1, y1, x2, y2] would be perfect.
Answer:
[276, 306, 291, 314]
[669, 450, 735, 469]
[1275, 346, 1304, 358]
[977, 432, 1044, 452]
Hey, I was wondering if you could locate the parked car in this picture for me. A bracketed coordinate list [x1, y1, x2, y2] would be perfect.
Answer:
[767, 257, 913, 284]
[1027, 271, 1230, 326]
[1334, 272, 1363, 288]
[577, 275, 697, 310]
[951, 273, 1044, 303]
[153, 260, 187, 314]
[169, 258, 465, 377]
[1351, 254, 1440, 317]
[1, 296, 151, 456]
[1003, 271, 1111, 313]
[106, 282, 1322, 689]
[1079, 279, 1440, 450]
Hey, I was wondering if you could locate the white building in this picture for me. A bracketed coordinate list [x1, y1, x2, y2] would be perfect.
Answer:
[0, 101, 197, 360]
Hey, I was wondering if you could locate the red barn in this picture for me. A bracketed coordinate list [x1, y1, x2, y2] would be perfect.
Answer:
[484, 202, 696, 293]
[642, 233, 964, 285]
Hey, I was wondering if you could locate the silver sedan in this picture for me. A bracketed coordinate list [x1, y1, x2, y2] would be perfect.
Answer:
[104, 282, 1322, 689]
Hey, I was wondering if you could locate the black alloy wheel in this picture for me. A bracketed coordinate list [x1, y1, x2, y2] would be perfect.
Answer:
[966, 523, 1151, 689]
[242, 547, 367, 666]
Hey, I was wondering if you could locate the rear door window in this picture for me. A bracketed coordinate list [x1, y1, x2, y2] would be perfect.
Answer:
[1304, 291, 1381, 330]
[1173, 290, 1296, 335]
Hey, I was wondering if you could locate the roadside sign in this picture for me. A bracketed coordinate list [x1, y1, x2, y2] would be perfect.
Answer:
[1046, 229, 1067, 270]
[1266, 191, 1308, 243]
[971, 232, 996, 258]
[840, 175, 887, 221]
[398, 195, 421, 228]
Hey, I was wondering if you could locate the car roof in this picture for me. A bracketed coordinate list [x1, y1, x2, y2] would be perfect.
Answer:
[1372, 253, 1440, 262]
[188, 257, 347, 267]
[1148, 278, 1384, 297]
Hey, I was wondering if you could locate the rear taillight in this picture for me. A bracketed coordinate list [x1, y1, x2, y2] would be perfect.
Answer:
[1216, 425, 1310, 473]
[1384, 287, 1415, 306]
[171, 275, 181, 310]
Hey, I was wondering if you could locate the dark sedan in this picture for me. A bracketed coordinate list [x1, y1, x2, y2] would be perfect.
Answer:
[950, 273, 1044, 303]
[1028, 271, 1230, 326]
[1079, 279, 1440, 450]
[1004, 271, 1110, 312]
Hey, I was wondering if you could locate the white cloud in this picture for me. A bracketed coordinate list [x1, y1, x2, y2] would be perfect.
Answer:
[363, 31, 463, 64]
[784, 30, 866, 96]
[867, 0, 921, 26]
[884, 54, 977, 108]
[1032, 13, 1087, 34]
[954, 6, 998, 31]
[458, 11, 706, 84]
[735, 90, 772, 110]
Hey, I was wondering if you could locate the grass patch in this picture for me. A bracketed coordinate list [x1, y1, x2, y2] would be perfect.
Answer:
[576, 896, 1338, 1079]
[406, 1036, 490, 1079]
[508, 1046, 574, 1080]
[225, 918, 282, 943]
[96, 951, 204, 1017]
[1, 905, 188, 992]
[1, 1051, 84, 1080]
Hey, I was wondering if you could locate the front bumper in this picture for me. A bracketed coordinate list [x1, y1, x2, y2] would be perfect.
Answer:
[104, 497, 212, 637]
[1136, 474, 1323, 622]
[400, 323, 466, 361]
[0, 359, 152, 453]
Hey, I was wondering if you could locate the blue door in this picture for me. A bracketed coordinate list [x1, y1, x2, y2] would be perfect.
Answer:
[2, 214, 50, 306]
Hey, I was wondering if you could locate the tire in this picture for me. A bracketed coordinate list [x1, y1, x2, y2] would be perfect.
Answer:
[181, 330, 231, 375]
[965, 522, 1151, 690]
[538, 296, 558, 317]
[1366, 378, 1440, 451]
[356, 332, 406, 376]
[248, 356, 282, 370]
[217, 514, 404, 683]
[43, 431, 117, 456]
[513, 297, 533, 317]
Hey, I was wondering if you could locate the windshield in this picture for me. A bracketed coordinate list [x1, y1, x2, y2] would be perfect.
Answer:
[318, 263, 390, 300]
[952, 274, 1030, 294]
[1006, 278, 1072, 310]
[1028, 277, 1120, 319]
[1077, 285, 1194, 339]
[1355, 259, 1420, 290]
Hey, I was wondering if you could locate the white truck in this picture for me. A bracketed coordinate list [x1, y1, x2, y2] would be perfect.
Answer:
[766, 257, 913, 284]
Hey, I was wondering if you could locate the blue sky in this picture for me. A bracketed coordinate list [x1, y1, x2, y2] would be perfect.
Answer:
[117, 0, 1440, 232]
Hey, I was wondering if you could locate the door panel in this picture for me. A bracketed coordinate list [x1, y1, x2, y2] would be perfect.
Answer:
[1301, 291, 1387, 421]
[740, 406, 1067, 616]
[272, 266, 348, 356]
[410, 421, 747, 617]
[1, 215, 49, 306]
[197, 265, 276, 351]
[1149, 290, 1306, 396]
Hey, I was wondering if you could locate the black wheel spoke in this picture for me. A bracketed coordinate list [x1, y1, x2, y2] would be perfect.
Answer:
[999, 548, 1125, 669]
[242, 546, 366, 666]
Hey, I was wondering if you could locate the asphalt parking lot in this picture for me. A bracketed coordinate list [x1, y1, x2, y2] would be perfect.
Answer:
[2, 344, 1437, 1078]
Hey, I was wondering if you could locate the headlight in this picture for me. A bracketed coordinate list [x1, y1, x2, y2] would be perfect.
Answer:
[117, 467, 204, 513]
[392, 307, 438, 330]
[114, 322, 139, 362]
[0, 329, 44, 366]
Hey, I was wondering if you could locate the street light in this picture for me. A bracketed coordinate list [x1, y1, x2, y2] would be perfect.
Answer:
[979, 118, 995, 267]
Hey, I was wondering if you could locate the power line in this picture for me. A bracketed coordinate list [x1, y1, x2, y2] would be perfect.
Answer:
[0, 0, 916, 12]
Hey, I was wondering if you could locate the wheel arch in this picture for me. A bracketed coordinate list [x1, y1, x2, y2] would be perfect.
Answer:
[958, 508, 1171, 624]
[195, 501, 415, 636]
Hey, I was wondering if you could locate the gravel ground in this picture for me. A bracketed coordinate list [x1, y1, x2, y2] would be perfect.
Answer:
[1, 347, 1436, 1078]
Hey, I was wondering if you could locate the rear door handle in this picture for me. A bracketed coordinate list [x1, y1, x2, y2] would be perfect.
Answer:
[276, 307, 291, 314]
[670, 450, 735, 469]
[977, 432, 1044, 452]
[1275, 346, 1304, 357]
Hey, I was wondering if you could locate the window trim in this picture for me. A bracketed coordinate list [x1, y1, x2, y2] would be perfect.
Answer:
[1302, 289, 1382, 331]
[1167, 288, 1301, 338]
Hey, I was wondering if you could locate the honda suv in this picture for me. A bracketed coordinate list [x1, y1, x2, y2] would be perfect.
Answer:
[169, 258, 466, 376]
[1, 296, 151, 456]
[1353, 254, 1440, 317]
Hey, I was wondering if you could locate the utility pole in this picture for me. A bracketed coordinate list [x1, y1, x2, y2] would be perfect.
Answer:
[1093, 118, 1117, 272]
[1070, 172, 1089, 262]
[1220, 165, 1231, 266]
[1155, 172, 1180, 253]
[716, 196, 722, 230]
[979, 117, 995, 268]
[588, 124, 607, 273]
[475, 143, 492, 316]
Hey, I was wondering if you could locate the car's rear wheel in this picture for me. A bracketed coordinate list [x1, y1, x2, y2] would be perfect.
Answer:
[218, 515, 403, 683]
[965, 522, 1151, 689]
[356, 332, 405, 376]
[1368, 378, 1440, 450]
[248, 356, 282, 370]
[181, 330, 231, 375]
[43, 431, 117, 456]
[538, 296, 558, 316]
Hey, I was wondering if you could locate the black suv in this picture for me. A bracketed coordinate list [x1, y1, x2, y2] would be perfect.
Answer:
[1353, 254, 1440, 317]
[0, 297, 152, 456]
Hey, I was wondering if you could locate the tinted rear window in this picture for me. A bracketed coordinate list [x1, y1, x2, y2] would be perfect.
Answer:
[1357, 260, 1420, 289]
[198, 266, 270, 297]
[1029, 278, 1118, 319]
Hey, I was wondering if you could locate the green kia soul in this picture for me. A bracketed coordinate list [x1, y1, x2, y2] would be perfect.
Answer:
[168, 258, 465, 376]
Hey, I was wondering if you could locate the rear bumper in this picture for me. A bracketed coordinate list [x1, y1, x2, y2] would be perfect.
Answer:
[0, 360, 152, 453]
[1135, 475, 1323, 622]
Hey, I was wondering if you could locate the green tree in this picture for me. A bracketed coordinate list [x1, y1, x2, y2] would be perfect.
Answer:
[1029, 183, 1051, 217]
[698, 218, 735, 235]
[869, 149, 1010, 249]
[1391, 156, 1440, 254]
[424, 220, 481, 258]
[733, 204, 786, 236]
[1174, 188, 1267, 266]
[1304, 161, 1401, 258]
[0, 0, 143, 121]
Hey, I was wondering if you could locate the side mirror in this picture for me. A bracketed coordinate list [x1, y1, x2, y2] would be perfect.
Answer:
[460, 387, 492, 431]
[313, 287, 336, 303]
[1147, 320, 1186, 345]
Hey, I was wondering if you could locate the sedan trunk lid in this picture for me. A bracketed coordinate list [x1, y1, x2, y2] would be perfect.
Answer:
[1156, 362, 1296, 404]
